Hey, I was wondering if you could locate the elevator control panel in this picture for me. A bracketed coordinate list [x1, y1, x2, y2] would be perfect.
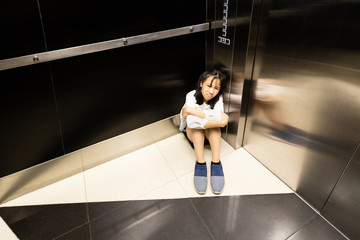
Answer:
[218, 0, 231, 45]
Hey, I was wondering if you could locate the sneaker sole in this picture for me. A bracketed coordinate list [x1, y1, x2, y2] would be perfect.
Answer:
[210, 183, 225, 195]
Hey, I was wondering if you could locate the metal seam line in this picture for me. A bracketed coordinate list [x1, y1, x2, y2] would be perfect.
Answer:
[0, 23, 209, 71]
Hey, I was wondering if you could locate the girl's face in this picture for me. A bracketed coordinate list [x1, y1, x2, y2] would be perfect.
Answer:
[200, 76, 221, 103]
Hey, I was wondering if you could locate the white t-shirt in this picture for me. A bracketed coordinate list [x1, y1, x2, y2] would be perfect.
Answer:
[179, 90, 224, 131]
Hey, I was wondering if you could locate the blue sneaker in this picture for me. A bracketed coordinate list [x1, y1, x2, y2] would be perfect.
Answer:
[194, 162, 207, 194]
[210, 161, 225, 194]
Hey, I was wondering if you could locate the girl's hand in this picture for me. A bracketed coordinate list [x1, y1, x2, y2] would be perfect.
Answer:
[220, 111, 229, 127]
[182, 106, 190, 119]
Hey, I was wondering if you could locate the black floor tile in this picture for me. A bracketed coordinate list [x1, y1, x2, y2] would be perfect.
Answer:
[87, 201, 131, 221]
[0, 203, 88, 240]
[191, 193, 318, 240]
[54, 223, 91, 240]
[287, 215, 347, 240]
[0, 194, 344, 240]
[89, 198, 213, 240]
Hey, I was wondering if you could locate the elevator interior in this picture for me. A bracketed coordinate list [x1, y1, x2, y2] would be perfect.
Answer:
[0, 0, 360, 239]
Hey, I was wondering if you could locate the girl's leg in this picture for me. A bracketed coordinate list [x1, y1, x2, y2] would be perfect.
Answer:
[186, 127, 206, 163]
[205, 127, 225, 194]
[187, 127, 207, 194]
[205, 127, 221, 163]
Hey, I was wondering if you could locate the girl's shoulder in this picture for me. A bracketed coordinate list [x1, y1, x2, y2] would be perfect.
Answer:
[187, 90, 196, 95]
[186, 90, 196, 98]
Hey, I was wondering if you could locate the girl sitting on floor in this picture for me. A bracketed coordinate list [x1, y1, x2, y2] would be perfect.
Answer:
[179, 69, 229, 194]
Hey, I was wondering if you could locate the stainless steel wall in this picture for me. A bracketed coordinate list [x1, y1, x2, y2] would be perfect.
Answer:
[207, 0, 253, 147]
[242, 0, 360, 238]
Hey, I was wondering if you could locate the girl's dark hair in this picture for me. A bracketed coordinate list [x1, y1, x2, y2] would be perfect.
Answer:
[194, 69, 228, 109]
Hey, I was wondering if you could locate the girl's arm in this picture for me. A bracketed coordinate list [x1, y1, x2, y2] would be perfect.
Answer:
[204, 111, 229, 128]
[181, 106, 205, 119]
[186, 110, 229, 129]
[182, 95, 227, 129]
[182, 106, 228, 127]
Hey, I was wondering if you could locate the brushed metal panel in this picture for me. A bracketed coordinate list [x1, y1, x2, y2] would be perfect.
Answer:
[243, 0, 360, 212]
[0, 151, 83, 204]
[210, 0, 238, 143]
[81, 116, 179, 170]
[208, 0, 255, 149]
[232, 0, 261, 149]
[245, 57, 360, 210]
[322, 143, 360, 240]
[147, 115, 182, 142]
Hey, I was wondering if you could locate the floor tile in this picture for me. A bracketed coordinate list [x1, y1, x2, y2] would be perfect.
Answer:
[155, 133, 197, 178]
[0, 132, 346, 240]
[1, 137, 291, 207]
[83, 144, 177, 202]
[0, 173, 87, 207]
[87, 201, 131, 221]
[89, 198, 213, 240]
[220, 148, 293, 195]
[80, 126, 154, 171]
[288, 215, 347, 240]
[177, 148, 293, 198]
[0, 217, 19, 240]
[0, 203, 88, 240]
[191, 194, 317, 240]
[54, 223, 91, 240]
[147, 117, 180, 142]
[156, 133, 234, 178]
[136, 179, 187, 201]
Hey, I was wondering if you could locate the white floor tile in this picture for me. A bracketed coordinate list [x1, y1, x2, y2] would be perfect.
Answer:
[0, 217, 19, 240]
[2, 134, 292, 206]
[156, 133, 234, 178]
[0, 173, 87, 207]
[84, 144, 177, 202]
[136, 179, 187, 201]
[177, 148, 292, 198]
[156, 133, 197, 178]
[220, 148, 293, 195]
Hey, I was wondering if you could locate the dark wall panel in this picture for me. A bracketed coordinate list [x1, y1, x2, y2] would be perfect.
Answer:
[0, 0, 46, 60]
[0, 65, 63, 177]
[40, 0, 206, 50]
[51, 33, 205, 153]
[1, 0, 207, 176]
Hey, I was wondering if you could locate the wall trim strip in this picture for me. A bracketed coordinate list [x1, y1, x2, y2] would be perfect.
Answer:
[0, 23, 209, 71]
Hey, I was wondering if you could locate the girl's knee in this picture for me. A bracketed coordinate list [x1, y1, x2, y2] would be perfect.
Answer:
[205, 128, 221, 140]
[186, 127, 205, 142]
[205, 127, 221, 134]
